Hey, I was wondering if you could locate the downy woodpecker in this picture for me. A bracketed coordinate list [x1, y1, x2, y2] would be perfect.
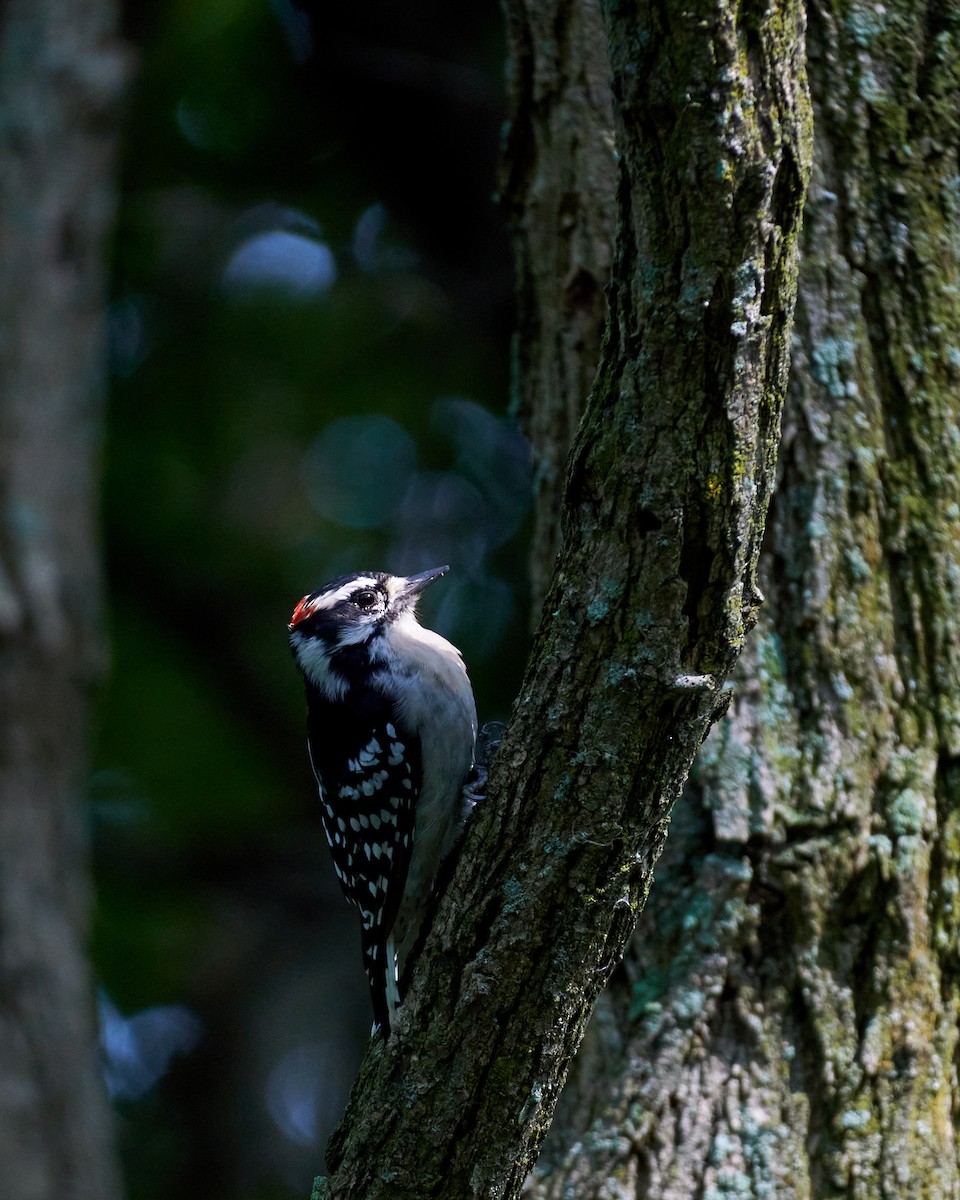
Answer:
[288, 566, 477, 1034]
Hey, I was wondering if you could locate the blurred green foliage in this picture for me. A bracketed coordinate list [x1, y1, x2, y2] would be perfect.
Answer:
[92, 1, 519, 1195]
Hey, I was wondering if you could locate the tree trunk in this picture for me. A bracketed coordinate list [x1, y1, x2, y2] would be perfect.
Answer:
[499, 0, 617, 624]
[530, 2, 960, 1197]
[0, 3, 127, 1198]
[314, 1, 811, 1196]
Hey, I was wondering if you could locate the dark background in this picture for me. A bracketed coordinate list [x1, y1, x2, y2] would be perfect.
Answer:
[93, 2, 525, 1195]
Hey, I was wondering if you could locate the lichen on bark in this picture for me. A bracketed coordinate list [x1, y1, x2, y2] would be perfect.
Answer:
[530, 3, 960, 1198]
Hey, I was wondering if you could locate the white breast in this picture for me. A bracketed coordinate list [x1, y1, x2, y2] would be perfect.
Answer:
[374, 612, 477, 939]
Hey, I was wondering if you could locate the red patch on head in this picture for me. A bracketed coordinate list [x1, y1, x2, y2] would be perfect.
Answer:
[289, 595, 315, 629]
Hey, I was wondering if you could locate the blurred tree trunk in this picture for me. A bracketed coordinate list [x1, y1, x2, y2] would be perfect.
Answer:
[524, 2, 960, 1198]
[0, 3, 127, 1199]
[317, 0, 809, 1197]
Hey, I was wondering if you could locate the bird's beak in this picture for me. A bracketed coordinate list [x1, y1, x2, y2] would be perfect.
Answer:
[401, 565, 449, 602]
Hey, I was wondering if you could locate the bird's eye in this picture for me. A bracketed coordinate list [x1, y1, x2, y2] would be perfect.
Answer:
[353, 589, 379, 610]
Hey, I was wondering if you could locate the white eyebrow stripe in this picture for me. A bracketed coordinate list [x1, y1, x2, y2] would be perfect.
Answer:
[309, 577, 380, 613]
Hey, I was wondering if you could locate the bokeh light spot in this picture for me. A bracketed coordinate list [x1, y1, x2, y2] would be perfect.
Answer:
[303, 415, 417, 529]
[223, 230, 337, 298]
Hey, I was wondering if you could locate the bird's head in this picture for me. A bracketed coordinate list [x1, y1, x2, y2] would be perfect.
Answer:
[288, 566, 448, 697]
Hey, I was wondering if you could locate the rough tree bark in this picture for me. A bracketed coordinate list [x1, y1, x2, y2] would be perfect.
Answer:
[0, 3, 127, 1199]
[528, 2, 960, 1198]
[314, 1, 811, 1197]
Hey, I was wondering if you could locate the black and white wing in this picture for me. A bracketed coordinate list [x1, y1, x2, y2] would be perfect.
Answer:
[305, 685, 421, 1032]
